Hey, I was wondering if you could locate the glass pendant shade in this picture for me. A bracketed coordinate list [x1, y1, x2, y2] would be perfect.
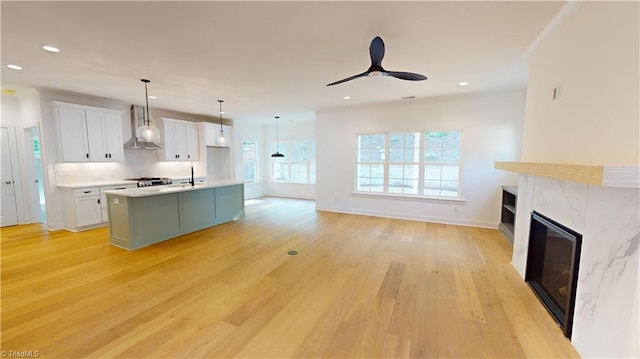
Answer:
[215, 99, 229, 147]
[138, 78, 161, 148]
[137, 125, 160, 144]
[216, 130, 226, 147]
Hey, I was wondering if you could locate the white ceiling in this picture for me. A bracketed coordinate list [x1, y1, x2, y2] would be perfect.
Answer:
[1, 1, 564, 123]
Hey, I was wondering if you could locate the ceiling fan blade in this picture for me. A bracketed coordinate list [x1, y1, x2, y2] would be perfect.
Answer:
[369, 36, 385, 67]
[326, 72, 368, 86]
[386, 71, 428, 81]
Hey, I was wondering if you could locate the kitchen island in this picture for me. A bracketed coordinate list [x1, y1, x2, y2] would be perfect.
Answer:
[104, 180, 246, 250]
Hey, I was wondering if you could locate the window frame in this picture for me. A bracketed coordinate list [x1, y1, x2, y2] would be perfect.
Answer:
[241, 140, 259, 183]
[271, 139, 316, 184]
[354, 129, 464, 201]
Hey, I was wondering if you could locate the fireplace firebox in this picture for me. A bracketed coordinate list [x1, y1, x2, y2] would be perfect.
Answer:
[525, 211, 582, 338]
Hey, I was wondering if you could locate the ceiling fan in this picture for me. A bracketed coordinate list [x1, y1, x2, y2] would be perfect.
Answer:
[326, 36, 428, 86]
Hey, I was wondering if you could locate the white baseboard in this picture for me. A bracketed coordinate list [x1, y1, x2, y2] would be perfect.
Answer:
[315, 204, 498, 229]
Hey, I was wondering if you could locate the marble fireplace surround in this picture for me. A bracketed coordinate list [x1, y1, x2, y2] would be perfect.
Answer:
[495, 162, 639, 358]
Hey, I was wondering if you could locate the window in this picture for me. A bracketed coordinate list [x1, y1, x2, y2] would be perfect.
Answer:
[356, 134, 386, 192]
[355, 130, 462, 198]
[423, 131, 462, 197]
[272, 140, 316, 184]
[242, 141, 258, 182]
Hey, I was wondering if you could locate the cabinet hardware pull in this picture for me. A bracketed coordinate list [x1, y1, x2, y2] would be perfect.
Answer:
[84, 191, 91, 193]
[105, 154, 108, 158]
[86, 153, 89, 158]
[98, 198, 101, 204]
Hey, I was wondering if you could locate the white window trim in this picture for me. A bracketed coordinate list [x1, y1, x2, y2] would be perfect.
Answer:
[242, 140, 260, 183]
[271, 140, 316, 184]
[351, 191, 467, 203]
[354, 130, 463, 199]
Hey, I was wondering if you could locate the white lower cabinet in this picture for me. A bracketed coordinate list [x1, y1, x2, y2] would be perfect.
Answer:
[61, 184, 138, 231]
[71, 188, 101, 228]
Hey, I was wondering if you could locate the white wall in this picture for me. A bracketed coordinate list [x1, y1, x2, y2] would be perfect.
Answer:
[516, 2, 640, 357]
[521, 2, 639, 166]
[1, 94, 20, 125]
[316, 89, 524, 228]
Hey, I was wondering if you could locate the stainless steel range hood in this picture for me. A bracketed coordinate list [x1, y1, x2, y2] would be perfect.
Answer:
[124, 105, 162, 150]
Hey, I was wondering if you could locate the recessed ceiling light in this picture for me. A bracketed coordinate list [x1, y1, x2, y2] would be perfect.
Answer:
[7, 64, 23, 70]
[343, 96, 351, 100]
[148, 95, 157, 100]
[458, 81, 469, 86]
[42, 45, 60, 53]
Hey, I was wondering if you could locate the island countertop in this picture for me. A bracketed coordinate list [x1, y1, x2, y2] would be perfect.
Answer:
[103, 180, 248, 198]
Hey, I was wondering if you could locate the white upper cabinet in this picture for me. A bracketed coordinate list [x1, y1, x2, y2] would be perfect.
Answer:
[185, 123, 199, 160]
[57, 106, 90, 161]
[205, 122, 232, 147]
[160, 118, 199, 161]
[86, 110, 124, 162]
[50, 102, 124, 162]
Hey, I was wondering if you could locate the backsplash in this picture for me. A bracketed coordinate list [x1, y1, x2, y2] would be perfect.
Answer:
[54, 148, 207, 185]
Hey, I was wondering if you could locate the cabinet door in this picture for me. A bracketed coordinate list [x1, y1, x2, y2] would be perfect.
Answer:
[162, 121, 189, 161]
[86, 111, 108, 161]
[58, 107, 90, 162]
[162, 121, 178, 161]
[75, 196, 102, 226]
[174, 123, 187, 160]
[185, 123, 199, 160]
[103, 113, 124, 161]
[86, 111, 124, 162]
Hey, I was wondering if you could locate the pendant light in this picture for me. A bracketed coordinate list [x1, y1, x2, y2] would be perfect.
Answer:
[271, 116, 284, 158]
[137, 79, 161, 146]
[215, 99, 227, 147]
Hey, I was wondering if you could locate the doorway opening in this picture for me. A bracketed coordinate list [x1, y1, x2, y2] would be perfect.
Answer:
[24, 126, 47, 224]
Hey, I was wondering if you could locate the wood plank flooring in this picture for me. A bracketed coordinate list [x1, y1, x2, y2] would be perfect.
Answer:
[1, 197, 580, 358]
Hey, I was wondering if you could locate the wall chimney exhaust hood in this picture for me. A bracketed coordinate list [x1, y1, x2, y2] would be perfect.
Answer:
[124, 105, 162, 150]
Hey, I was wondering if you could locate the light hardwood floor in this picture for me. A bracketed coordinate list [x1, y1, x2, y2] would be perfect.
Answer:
[1, 197, 580, 358]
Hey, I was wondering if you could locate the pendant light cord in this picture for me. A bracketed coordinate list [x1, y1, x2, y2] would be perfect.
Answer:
[275, 116, 280, 149]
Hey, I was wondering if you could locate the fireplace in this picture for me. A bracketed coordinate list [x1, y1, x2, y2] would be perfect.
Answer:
[525, 211, 582, 338]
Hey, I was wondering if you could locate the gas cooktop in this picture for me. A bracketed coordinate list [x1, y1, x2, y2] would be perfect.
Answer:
[125, 177, 172, 187]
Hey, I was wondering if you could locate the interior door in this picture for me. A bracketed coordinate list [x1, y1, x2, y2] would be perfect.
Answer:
[1, 127, 19, 227]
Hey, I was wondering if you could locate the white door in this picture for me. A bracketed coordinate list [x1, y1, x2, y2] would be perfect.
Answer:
[1, 127, 19, 227]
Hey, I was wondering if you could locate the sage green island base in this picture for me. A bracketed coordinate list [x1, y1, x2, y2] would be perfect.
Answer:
[104, 181, 245, 250]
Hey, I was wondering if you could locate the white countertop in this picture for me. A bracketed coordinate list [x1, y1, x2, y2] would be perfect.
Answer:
[57, 180, 139, 189]
[103, 180, 247, 198]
